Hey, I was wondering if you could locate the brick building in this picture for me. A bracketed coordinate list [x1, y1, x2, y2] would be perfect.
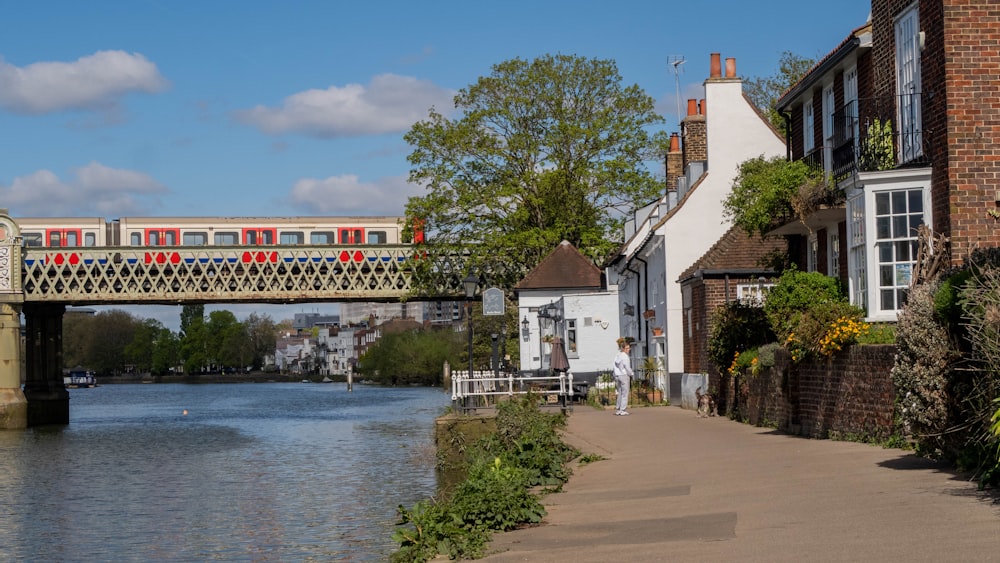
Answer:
[777, 1, 1000, 321]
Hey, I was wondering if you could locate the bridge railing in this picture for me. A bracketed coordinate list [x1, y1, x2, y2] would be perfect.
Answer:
[21, 245, 418, 304]
[450, 370, 576, 413]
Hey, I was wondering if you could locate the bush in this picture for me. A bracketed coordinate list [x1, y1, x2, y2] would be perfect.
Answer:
[707, 300, 774, 372]
[763, 268, 846, 343]
[391, 395, 578, 562]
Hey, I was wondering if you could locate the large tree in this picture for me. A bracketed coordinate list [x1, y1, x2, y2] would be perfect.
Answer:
[744, 51, 815, 134]
[405, 54, 667, 290]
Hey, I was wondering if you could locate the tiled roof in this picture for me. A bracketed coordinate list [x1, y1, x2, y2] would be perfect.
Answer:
[677, 226, 787, 282]
[516, 240, 603, 291]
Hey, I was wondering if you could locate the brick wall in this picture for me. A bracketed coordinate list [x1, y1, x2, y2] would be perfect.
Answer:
[722, 345, 897, 440]
[682, 115, 707, 165]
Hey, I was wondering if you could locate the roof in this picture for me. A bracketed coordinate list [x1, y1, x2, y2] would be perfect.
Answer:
[777, 21, 872, 111]
[516, 240, 603, 291]
[677, 226, 787, 284]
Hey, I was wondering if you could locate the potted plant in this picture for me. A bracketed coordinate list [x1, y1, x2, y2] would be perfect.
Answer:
[638, 357, 662, 404]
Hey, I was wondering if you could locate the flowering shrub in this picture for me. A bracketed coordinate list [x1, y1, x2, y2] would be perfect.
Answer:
[819, 316, 871, 356]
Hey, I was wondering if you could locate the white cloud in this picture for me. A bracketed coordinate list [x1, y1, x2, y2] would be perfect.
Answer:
[0, 50, 169, 115]
[0, 162, 168, 217]
[287, 174, 422, 216]
[234, 74, 454, 138]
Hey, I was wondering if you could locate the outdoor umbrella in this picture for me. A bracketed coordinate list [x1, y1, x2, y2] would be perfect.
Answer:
[550, 336, 570, 372]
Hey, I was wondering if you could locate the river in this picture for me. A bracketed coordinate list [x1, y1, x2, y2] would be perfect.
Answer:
[0, 382, 451, 561]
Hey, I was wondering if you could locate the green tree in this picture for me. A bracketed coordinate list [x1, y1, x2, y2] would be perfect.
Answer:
[244, 312, 277, 370]
[124, 318, 165, 373]
[204, 310, 245, 369]
[405, 54, 668, 290]
[744, 50, 815, 133]
[87, 310, 143, 375]
[151, 328, 180, 375]
[723, 155, 826, 238]
[358, 328, 462, 385]
[181, 316, 207, 374]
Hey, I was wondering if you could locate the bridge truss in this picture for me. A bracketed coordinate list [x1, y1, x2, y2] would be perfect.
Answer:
[21, 245, 430, 304]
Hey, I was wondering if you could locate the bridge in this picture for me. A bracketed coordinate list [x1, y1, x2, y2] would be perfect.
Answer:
[0, 212, 485, 429]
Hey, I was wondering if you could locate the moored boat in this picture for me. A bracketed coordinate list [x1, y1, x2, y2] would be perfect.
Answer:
[64, 369, 98, 388]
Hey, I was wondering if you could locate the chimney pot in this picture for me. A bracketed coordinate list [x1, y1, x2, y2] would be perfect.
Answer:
[669, 132, 680, 152]
[710, 53, 722, 78]
[687, 99, 698, 116]
[699, 99, 706, 116]
[725, 57, 736, 78]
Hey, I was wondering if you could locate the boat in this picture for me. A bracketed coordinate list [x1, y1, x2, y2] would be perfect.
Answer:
[64, 369, 98, 388]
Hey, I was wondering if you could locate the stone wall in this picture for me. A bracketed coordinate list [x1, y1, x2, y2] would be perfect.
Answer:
[722, 344, 897, 440]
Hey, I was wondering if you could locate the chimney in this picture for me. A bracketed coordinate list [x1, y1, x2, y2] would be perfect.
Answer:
[725, 57, 737, 78]
[699, 98, 706, 117]
[665, 132, 683, 192]
[687, 98, 698, 116]
[682, 61, 708, 168]
[710, 53, 722, 78]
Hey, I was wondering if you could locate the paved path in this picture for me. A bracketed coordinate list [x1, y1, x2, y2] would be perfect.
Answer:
[479, 406, 1000, 562]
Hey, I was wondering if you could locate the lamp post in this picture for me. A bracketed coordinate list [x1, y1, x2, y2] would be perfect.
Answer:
[462, 274, 479, 411]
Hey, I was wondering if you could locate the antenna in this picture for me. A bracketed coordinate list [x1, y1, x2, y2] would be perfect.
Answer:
[669, 55, 685, 127]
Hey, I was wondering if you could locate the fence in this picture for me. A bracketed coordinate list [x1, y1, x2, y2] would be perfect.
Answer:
[450, 370, 577, 413]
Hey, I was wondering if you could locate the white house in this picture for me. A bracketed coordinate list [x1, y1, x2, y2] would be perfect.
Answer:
[610, 52, 786, 379]
[516, 240, 620, 385]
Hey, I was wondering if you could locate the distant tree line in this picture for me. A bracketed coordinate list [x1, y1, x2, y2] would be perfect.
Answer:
[62, 304, 280, 376]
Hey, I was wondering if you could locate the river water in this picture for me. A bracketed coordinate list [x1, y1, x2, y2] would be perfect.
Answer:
[0, 382, 451, 561]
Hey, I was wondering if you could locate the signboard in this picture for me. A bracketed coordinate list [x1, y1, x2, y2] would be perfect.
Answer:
[482, 287, 505, 316]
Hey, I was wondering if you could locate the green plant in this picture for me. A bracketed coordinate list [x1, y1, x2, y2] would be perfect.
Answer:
[763, 267, 847, 344]
[578, 453, 606, 465]
[707, 299, 774, 372]
[858, 118, 896, 171]
[723, 155, 826, 238]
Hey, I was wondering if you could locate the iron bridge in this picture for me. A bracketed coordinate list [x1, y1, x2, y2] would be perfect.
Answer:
[20, 245, 439, 305]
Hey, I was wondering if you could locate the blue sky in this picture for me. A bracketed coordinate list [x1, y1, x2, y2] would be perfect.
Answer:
[0, 0, 872, 329]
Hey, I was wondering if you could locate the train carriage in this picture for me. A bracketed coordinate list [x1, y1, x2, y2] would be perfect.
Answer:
[13, 216, 409, 248]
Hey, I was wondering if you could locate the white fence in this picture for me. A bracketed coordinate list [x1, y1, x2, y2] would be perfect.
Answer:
[450, 370, 577, 412]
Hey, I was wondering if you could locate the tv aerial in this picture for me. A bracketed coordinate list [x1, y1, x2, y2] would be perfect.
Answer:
[669, 56, 685, 127]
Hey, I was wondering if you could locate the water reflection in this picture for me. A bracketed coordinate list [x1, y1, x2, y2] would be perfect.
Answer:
[0, 383, 449, 561]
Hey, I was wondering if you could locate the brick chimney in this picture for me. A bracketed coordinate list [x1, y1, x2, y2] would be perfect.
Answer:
[665, 132, 683, 191]
[682, 96, 706, 167]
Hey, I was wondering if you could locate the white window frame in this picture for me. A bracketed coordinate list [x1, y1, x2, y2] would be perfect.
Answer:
[850, 168, 932, 321]
[843, 65, 859, 155]
[807, 232, 819, 272]
[803, 101, 816, 154]
[736, 283, 774, 305]
[895, 4, 922, 162]
[822, 83, 836, 174]
[828, 230, 841, 278]
[566, 319, 578, 358]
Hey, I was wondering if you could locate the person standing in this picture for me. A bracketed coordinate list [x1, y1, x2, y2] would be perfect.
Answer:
[612, 338, 634, 415]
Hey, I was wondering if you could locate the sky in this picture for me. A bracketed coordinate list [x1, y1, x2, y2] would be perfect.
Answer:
[0, 0, 873, 330]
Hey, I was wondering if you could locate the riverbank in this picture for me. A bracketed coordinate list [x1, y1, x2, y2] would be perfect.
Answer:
[479, 405, 999, 561]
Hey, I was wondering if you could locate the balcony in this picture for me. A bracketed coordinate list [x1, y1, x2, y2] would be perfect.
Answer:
[827, 93, 932, 180]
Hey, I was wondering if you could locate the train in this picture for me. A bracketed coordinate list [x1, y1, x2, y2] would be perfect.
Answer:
[12, 216, 417, 248]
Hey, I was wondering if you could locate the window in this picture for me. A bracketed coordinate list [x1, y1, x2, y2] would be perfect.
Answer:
[874, 189, 923, 311]
[803, 101, 815, 154]
[843, 66, 859, 154]
[280, 231, 304, 245]
[828, 231, 841, 279]
[367, 230, 387, 244]
[311, 231, 335, 244]
[130, 232, 142, 246]
[736, 283, 774, 305]
[65, 231, 78, 246]
[895, 4, 922, 162]
[183, 232, 208, 245]
[823, 84, 835, 174]
[847, 169, 931, 320]
[48, 231, 62, 246]
[566, 319, 578, 357]
[807, 233, 819, 272]
[340, 228, 363, 244]
[23, 233, 42, 247]
[84, 232, 97, 247]
[215, 232, 239, 245]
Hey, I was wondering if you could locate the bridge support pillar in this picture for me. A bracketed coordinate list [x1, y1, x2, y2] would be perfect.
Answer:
[22, 303, 68, 426]
[0, 302, 26, 429]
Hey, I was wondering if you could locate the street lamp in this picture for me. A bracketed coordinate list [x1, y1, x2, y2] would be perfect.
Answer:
[462, 275, 479, 399]
[521, 316, 530, 341]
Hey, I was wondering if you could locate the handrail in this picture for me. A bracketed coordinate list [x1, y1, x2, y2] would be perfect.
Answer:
[451, 370, 575, 413]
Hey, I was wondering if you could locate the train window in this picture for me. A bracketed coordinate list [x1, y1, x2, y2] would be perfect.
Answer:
[215, 232, 239, 245]
[183, 232, 208, 245]
[368, 231, 387, 244]
[65, 231, 79, 246]
[164, 231, 177, 245]
[261, 230, 274, 245]
[280, 231, 304, 244]
[311, 232, 335, 244]
[84, 233, 97, 247]
[48, 232, 61, 246]
[130, 232, 142, 246]
[149, 231, 160, 246]
[23, 233, 42, 247]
